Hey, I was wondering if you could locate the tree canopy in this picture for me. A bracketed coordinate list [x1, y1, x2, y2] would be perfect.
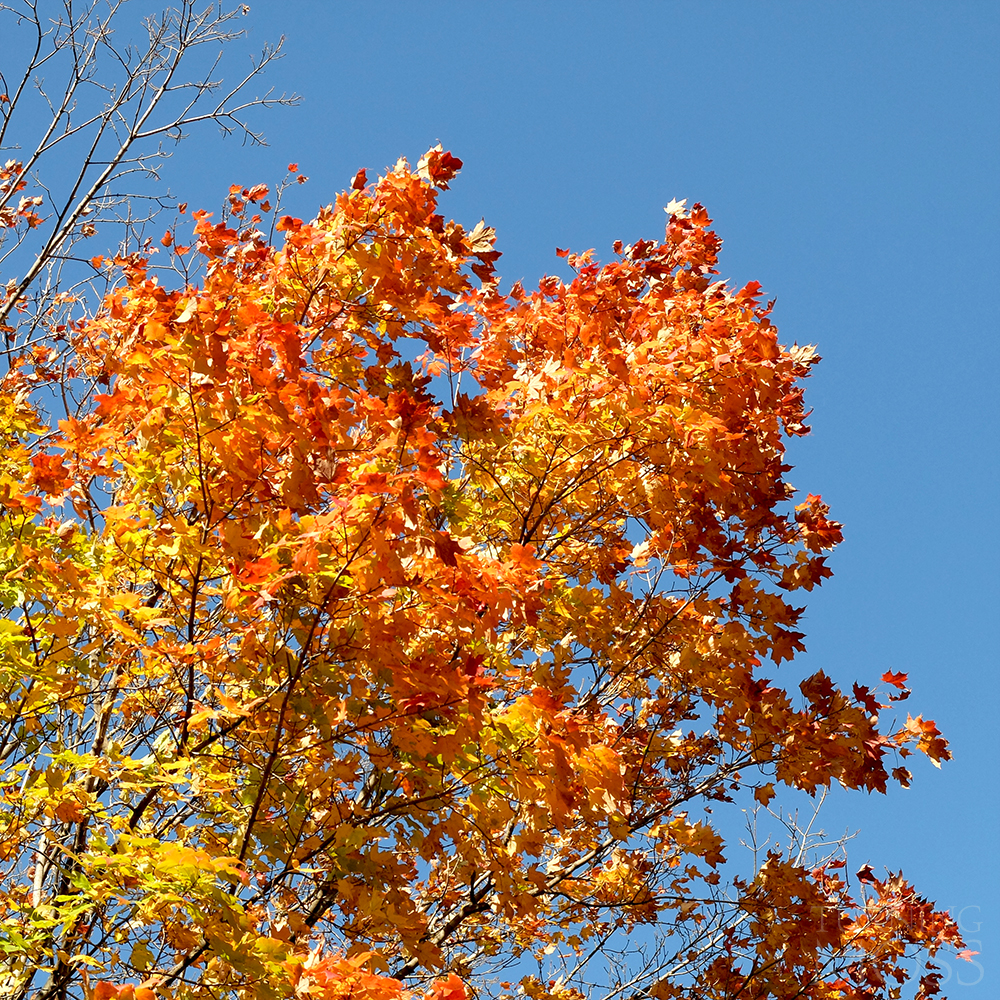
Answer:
[0, 146, 969, 1000]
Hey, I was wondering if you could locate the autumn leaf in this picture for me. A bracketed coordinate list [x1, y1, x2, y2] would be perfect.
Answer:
[753, 783, 776, 807]
[856, 864, 877, 884]
[882, 670, 908, 688]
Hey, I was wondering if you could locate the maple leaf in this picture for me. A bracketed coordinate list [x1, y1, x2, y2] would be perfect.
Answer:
[753, 783, 776, 807]
[417, 144, 463, 188]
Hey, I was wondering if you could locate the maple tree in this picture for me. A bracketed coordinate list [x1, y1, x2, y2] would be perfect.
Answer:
[0, 139, 973, 1000]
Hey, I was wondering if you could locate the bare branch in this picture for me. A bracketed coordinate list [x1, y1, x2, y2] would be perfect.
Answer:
[0, 0, 298, 338]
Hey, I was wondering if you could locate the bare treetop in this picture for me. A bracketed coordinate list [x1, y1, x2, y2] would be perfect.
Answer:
[0, 0, 298, 343]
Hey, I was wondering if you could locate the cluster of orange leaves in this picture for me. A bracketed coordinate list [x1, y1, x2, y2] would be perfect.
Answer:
[0, 160, 43, 235]
[0, 147, 968, 999]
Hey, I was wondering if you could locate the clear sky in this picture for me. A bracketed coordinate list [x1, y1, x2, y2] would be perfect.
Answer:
[42, 0, 1000, 989]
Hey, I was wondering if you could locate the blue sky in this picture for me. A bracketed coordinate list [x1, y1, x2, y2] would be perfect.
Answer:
[30, 0, 1000, 989]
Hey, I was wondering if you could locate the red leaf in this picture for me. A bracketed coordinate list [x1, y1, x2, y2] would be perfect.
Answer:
[852, 682, 881, 715]
[882, 670, 908, 689]
[432, 531, 465, 567]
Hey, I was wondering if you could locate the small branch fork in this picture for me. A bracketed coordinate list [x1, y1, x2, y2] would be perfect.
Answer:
[0, 0, 299, 340]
